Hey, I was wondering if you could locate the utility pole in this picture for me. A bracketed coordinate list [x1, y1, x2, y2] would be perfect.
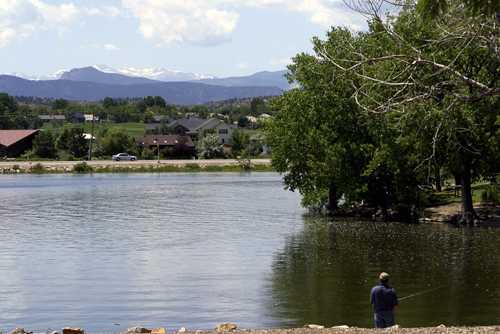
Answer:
[88, 112, 95, 161]
[153, 138, 160, 163]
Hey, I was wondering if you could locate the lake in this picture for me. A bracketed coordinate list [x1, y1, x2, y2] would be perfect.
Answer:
[1, 173, 500, 332]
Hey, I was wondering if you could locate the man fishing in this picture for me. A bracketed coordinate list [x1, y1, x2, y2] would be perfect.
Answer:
[370, 272, 398, 328]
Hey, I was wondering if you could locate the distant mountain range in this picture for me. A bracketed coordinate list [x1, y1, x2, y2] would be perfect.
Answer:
[0, 75, 282, 105]
[1, 66, 289, 105]
[9, 65, 290, 89]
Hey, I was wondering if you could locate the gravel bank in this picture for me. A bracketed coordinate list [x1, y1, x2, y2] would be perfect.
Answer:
[205, 327, 499, 334]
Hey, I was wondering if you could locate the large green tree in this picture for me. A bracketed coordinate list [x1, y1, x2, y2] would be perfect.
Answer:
[321, 0, 499, 223]
[266, 29, 393, 213]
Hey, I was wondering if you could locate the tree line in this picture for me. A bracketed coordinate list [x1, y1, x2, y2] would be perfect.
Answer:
[0, 93, 273, 129]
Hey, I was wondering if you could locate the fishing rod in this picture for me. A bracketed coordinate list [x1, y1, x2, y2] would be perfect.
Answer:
[399, 286, 444, 302]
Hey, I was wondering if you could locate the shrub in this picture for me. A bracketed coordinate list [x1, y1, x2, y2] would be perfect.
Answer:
[185, 163, 201, 171]
[141, 147, 156, 160]
[30, 163, 45, 174]
[73, 162, 94, 173]
[204, 165, 224, 172]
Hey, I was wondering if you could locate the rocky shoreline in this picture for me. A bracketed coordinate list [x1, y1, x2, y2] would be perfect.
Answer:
[0, 159, 273, 174]
[5, 325, 500, 334]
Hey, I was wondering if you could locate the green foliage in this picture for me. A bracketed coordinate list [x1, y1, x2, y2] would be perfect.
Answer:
[185, 163, 201, 171]
[73, 162, 94, 173]
[266, 0, 499, 220]
[238, 116, 250, 128]
[102, 97, 117, 109]
[0, 93, 17, 129]
[100, 129, 136, 156]
[57, 127, 88, 158]
[231, 130, 250, 156]
[33, 131, 57, 159]
[30, 163, 46, 174]
[481, 185, 500, 204]
[197, 134, 224, 159]
[141, 147, 156, 160]
[417, 0, 499, 18]
[52, 99, 69, 110]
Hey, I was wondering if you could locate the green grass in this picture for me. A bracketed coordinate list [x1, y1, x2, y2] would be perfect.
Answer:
[42, 122, 146, 138]
[427, 182, 491, 206]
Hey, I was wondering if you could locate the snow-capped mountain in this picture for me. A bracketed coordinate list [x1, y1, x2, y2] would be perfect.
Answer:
[91, 65, 214, 82]
[10, 65, 214, 83]
[4, 65, 290, 90]
[114, 66, 215, 82]
[9, 69, 68, 81]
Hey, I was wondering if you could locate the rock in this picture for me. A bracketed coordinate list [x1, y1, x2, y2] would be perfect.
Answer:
[331, 325, 349, 329]
[62, 328, 84, 334]
[178, 328, 186, 333]
[385, 325, 399, 330]
[437, 324, 446, 328]
[304, 325, 324, 329]
[126, 327, 152, 334]
[215, 323, 238, 332]
[10, 328, 29, 334]
[151, 328, 166, 334]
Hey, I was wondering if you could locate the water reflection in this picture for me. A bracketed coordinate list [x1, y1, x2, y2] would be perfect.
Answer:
[2, 174, 500, 332]
[269, 217, 500, 328]
[0, 173, 304, 333]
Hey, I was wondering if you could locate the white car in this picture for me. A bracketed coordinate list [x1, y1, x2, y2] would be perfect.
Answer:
[112, 153, 137, 161]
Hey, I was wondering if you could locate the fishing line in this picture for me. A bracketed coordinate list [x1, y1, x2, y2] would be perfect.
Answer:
[399, 286, 445, 302]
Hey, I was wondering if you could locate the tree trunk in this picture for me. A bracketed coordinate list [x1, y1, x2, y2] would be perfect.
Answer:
[434, 164, 442, 192]
[454, 173, 462, 197]
[327, 182, 338, 214]
[461, 167, 475, 226]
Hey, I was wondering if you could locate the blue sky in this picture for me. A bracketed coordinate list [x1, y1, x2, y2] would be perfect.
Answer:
[0, 0, 366, 77]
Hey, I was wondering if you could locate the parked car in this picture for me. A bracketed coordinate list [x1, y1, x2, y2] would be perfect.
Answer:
[112, 153, 137, 161]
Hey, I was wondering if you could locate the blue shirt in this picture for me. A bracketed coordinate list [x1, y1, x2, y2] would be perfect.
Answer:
[370, 283, 398, 312]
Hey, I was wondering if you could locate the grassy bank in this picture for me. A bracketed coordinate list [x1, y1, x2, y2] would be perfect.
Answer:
[0, 161, 274, 174]
[43, 122, 147, 137]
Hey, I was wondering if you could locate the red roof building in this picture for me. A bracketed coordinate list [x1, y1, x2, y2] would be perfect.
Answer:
[0, 130, 40, 157]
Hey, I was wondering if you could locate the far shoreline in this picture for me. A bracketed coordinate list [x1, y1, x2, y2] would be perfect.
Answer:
[0, 159, 274, 174]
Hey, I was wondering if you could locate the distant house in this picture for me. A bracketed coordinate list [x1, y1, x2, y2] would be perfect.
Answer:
[214, 122, 237, 145]
[138, 134, 196, 157]
[168, 117, 207, 137]
[145, 115, 173, 132]
[39, 115, 66, 124]
[0, 130, 40, 157]
[169, 117, 236, 144]
[84, 114, 99, 122]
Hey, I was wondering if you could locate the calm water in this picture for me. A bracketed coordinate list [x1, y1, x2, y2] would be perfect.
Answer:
[1, 173, 500, 332]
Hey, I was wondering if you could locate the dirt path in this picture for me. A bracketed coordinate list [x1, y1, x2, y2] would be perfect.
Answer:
[423, 202, 500, 225]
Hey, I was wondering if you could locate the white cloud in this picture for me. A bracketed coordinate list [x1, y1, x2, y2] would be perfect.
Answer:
[0, 0, 121, 48]
[122, 0, 239, 45]
[84, 5, 121, 17]
[121, 0, 365, 46]
[103, 43, 120, 51]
